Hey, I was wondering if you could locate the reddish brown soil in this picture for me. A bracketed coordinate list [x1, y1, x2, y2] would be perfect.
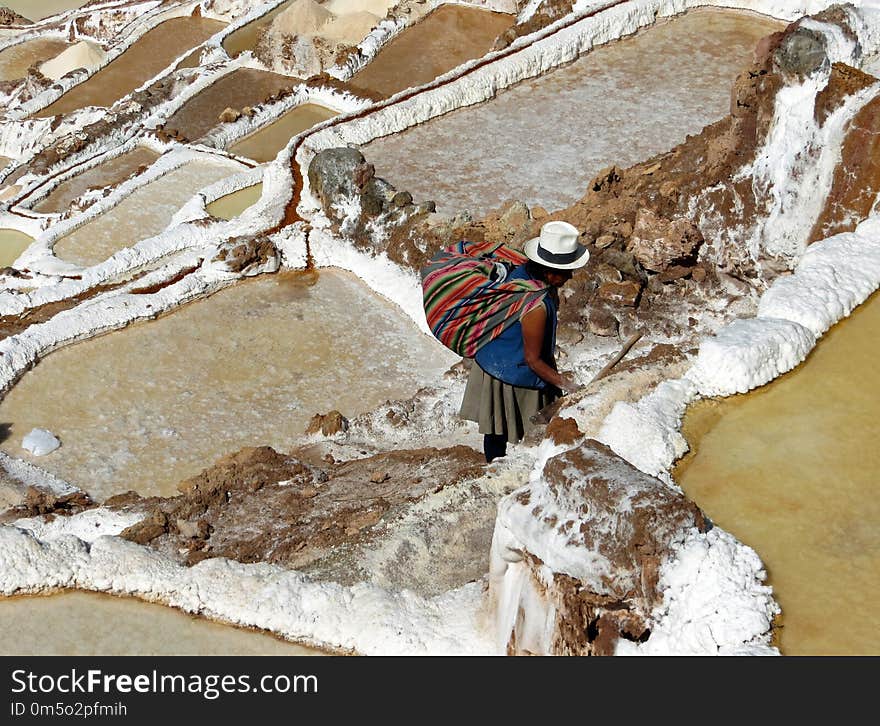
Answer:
[810, 68, 880, 242]
[110, 444, 485, 568]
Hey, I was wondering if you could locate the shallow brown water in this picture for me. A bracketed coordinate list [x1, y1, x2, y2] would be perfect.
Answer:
[0, 591, 323, 655]
[34, 17, 225, 117]
[228, 103, 338, 162]
[32, 147, 160, 213]
[206, 183, 263, 219]
[675, 292, 880, 655]
[349, 5, 514, 97]
[0, 228, 32, 266]
[3, 1, 88, 22]
[164, 68, 299, 142]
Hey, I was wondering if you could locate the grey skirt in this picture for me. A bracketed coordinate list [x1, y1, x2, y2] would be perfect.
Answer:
[459, 363, 557, 445]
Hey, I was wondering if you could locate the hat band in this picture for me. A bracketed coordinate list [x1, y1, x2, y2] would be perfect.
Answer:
[536, 245, 583, 265]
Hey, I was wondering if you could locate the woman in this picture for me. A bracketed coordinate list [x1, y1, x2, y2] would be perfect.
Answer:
[460, 220, 589, 462]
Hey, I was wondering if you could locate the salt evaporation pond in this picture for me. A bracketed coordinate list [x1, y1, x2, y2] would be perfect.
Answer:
[0, 591, 322, 655]
[349, 4, 514, 97]
[206, 183, 263, 219]
[164, 68, 299, 142]
[229, 103, 338, 163]
[2, 1, 89, 22]
[363, 8, 782, 215]
[35, 17, 226, 117]
[0, 37, 69, 81]
[52, 157, 242, 266]
[0, 270, 455, 500]
[0, 228, 32, 266]
[675, 293, 880, 655]
[32, 146, 161, 213]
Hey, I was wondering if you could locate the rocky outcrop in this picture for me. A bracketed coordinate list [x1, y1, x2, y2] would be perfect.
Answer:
[628, 209, 703, 272]
[307, 146, 436, 263]
[213, 234, 280, 274]
[0, 6, 30, 25]
[111, 444, 486, 575]
[490, 439, 708, 655]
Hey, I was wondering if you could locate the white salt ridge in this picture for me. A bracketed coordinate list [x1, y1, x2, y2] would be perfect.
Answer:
[21, 428, 60, 456]
[0, 524, 497, 655]
[616, 528, 779, 655]
[757, 219, 880, 335]
[597, 378, 698, 478]
[688, 317, 817, 397]
[0, 451, 78, 497]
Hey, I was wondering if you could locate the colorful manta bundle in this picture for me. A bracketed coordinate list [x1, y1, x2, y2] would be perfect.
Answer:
[420, 240, 548, 358]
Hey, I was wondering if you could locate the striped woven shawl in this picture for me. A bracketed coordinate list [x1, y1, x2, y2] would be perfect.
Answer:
[421, 240, 548, 358]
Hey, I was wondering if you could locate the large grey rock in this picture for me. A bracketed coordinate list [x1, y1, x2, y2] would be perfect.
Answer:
[773, 26, 828, 80]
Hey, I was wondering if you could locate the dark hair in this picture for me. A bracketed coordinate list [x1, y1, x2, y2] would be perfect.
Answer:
[525, 259, 555, 282]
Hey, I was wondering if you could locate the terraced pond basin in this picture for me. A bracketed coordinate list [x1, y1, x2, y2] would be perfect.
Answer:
[0, 591, 322, 655]
[52, 156, 243, 266]
[675, 292, 880, 655]
[362, 8, 783, 215]
[349, 4, 514, 97]
[0, 270, 455, 500]
[0, 228, 32, 266]
[228, 103, 338, 163]
[31, 146, 161, 214]
[35, 17, 226, 117]
[3, 1, 89, 22]
[164, 68, 299, 143]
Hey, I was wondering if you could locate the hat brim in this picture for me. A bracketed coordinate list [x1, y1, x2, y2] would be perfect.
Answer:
[523, 236, 590, 270]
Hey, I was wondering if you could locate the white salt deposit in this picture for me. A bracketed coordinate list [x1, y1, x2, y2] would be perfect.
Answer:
[38, 40, 107, 81]
[21, 428, 60, 456]
[269, 0, 333, 35]
[322, 11, 381, 43]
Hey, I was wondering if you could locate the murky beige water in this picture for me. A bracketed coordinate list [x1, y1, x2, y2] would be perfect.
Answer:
[675, 292, 880, 655]
[0, 37, 68, 81]
[32, 147, 160, 213]
[0, 228, 32, 266]
[223, 0, 294, 58]
[206, 183, 263, 219]
[229, 103, 338, 162]
[350, 5, 514, 97]
[164, 68, 299, 142]
[52, 157, 242, 266]
[35, 17, 226, 117]
[3, 1, 89, 22]
[0, 591, 323, 655]
[363, 9, 782, 215]
[0, 270, 454, 500]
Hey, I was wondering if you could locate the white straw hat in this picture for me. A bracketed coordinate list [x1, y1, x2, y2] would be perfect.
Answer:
[523, 221, 590, 270]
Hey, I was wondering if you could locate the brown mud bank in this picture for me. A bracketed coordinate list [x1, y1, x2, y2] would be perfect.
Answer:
[106, 443, 494, 595]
